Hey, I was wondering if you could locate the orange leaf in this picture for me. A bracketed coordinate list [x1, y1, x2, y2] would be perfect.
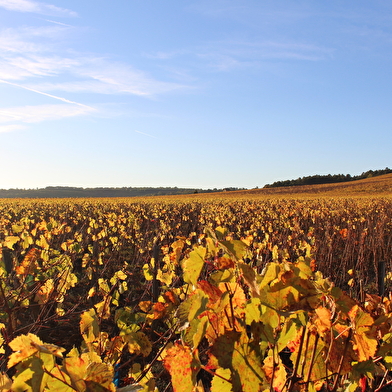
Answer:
[348, 305, 378, 361]
[216, 257, 235, 270]
[163, 343, 200, 392]
[163, 290, 179, 305]
[359, 375, 367, 392]
[153, 302, 167, 320]
[15, 247, 40, 275]
[197, 280, 222, 303]
[314, 307, 331, 334]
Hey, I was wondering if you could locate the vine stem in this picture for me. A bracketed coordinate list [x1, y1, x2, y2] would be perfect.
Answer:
[304, 332, 319, 392]
[43, 366, 78, 391]
[331, 328, 352, 392]
[200, 365, 232, 384]
[287, 325, 307, 392]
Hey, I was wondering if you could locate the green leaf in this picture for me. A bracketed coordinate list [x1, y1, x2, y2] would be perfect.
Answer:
[259, 263, 279, 289]
[192, 315, 208, 349]
[210, 331, 241, 369]
[245, 298, 261, 325]
[220, 240, 248, 260]
[124, 332, 152, 357]
[277, 318, 298, 353]
[231, 332, 266, 392]
[183, 246, 206, 286]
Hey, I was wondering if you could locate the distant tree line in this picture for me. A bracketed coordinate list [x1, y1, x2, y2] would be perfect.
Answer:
[0, 186, 245, 199]
[264, 167, 392, 188]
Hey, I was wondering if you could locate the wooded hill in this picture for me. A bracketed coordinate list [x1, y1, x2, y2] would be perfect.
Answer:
[263, 167, 392, 188]
[0, 186, 244, 199]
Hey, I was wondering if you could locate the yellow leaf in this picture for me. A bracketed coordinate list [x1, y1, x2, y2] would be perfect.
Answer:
[80, 308, 99, 344]
[34, 279, 54, 304]
[263, 354, 287, 392]
[124, 332, 152, 357]
[8, 334, 43, 367]
[0, 372, 12, 390]
[7, 334, 64, 368]
[85, 362, 115, 392]
[3, 236, 19, 249]
[348, 305, 378, 362]
[210, 368, 232, 392]
[183, 247, 206, 287]
[314, 307, 331, 335]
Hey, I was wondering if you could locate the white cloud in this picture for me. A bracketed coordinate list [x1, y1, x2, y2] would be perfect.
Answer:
[0, 124, 26, 132]
[200, 40, 334, 71]
[0, 4, 186, 130]
[0, 0, 77, 17]
[28, 58, 187, 96]
[147, 39, 333, 73]
[0, 104, 95, 124]
[0, 25, 187, 96]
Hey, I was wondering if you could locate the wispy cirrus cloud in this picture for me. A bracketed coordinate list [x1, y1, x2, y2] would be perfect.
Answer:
[0, 6, 187, 132]
[0, 79, 95, 108]
[0, 0, 77, 17]
[0, 103, 95, 123]
[29, 58, 187, 96]
[147, 39, 333, 72]
[0, 24, 187, 93]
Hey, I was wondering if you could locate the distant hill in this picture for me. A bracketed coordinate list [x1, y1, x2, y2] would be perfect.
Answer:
[0, 186, 245, 199]
[264, 168, 392, 188]
[239, 173, 392, 197]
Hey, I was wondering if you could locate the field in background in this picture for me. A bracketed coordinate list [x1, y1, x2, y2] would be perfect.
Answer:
[1, 174, 392, 391]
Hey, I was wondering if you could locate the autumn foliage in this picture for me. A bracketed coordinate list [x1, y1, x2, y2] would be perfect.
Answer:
[1, 196, 392, 391]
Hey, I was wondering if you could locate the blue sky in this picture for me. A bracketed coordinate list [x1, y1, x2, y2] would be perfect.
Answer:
[0, 1, 391, 189]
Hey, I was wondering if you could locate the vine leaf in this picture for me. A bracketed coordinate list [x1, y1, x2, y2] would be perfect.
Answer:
[231, 333, 266, 392]
[239, 262, 260, 297]
[198, 280, 222, 304]
[0, 373, 12, 390]
[15, 247, 40, 275]
[80, 308, 100, 344]
[211, 368, 232, 392]
[314, 307, 332, 335]
[84, 362, 115, 392]
[183, 247, 206, 286]
[64, 348, 115, 391]
[220, 240, 248, 260]
[263, 354, 287, 392]
[45, 367, 73, 392]
[348, 305, 378, 361]
[3, 235, 19, 250]
[34, 278, 54, 304]
[216, 257, 235, 270]
[163, 343, 200, 392]
[8, 334, 64, 368]
[124, 331, 152, 357]
[210, 330, 241, 369]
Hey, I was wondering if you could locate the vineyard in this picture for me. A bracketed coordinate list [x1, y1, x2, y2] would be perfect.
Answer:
[1, 183, 392, 391]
